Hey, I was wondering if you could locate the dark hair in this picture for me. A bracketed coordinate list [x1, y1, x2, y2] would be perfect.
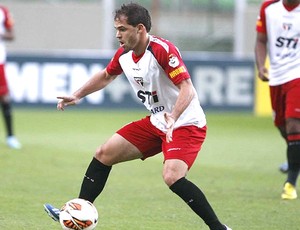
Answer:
[114, 3, 152, 32]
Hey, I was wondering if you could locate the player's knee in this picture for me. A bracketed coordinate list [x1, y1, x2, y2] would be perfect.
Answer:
[94, 145, 110, 164]
[163, 170, 181, 187]
[163, 174, 175, 187]
[94, 146, 102, 159]
[286, 118, 300, 133]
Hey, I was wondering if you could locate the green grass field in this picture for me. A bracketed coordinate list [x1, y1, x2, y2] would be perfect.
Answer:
[0, 108, 299, 230]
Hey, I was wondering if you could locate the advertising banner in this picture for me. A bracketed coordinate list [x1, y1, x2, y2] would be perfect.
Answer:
[7, 52, 255, 111]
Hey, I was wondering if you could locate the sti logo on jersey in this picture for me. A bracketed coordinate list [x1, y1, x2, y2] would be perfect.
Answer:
[276, 36, 299, 49]
[275, 23, 299, 49]
[137, 90, 159, 104]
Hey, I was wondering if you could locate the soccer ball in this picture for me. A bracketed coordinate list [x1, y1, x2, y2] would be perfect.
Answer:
[59, 198, 98, 230]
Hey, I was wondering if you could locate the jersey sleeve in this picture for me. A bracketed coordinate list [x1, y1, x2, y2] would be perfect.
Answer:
[0, 6, 14, 30]
[106, 48, 124, 76]
[151, 38, 190, 85]
[256, 0, 276, 34]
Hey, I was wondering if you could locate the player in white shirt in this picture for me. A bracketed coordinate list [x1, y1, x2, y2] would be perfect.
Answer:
[255, 0, 300, 200]
[44, 3, 231, 230]
[0, 5, 21, 149]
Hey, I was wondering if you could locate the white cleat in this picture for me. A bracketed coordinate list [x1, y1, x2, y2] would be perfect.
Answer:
[6, 136, 22, 149]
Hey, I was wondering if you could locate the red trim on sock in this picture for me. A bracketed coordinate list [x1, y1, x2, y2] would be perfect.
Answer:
[287, 133, 300, 142]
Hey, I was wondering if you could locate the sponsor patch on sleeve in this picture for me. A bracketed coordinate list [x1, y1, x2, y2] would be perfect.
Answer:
[169, 66, 187, 78]
[168, 54, 180, 68]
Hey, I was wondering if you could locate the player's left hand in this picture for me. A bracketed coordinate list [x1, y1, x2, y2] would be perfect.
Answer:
[164, 113, 175, 143]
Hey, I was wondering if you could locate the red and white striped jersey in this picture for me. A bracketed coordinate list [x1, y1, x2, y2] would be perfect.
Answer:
[106, 35, 206, 132]
[256, 0, 300, 85]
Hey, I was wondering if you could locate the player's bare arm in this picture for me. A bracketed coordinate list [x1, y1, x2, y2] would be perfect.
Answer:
[255, 32, 269, 82]
[57, 69, 117, 111]
[164, 78, 195, 143]
[1, 28, 14, 41]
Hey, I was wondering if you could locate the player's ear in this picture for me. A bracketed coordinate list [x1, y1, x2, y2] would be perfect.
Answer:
[137, 23, 145, 33]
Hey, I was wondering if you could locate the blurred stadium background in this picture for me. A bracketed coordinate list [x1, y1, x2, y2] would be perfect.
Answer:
[2, 0, 270, 115]
[4, 0, 260, 53]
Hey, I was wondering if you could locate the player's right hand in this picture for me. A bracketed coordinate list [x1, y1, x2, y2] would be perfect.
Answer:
[57, 96, 79, 111]
[258, 66, 269, 82]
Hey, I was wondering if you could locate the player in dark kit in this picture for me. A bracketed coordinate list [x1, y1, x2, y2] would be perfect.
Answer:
[44, 3, 231, 229]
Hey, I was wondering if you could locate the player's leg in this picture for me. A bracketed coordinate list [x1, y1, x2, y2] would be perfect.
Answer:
[163, 126, 229, 230]
[285, 118, 300, 183]
[277, 126, 289, 173]
[44, 116, 161, 221]
[165, 160, 227, 230]
[0, 64, 21, 149]
[281, 79, 300, 200]
[44, 135, 137, 222]
[79, 133, 143, 202]
[270, 85, 288, 173]
[282, 118, 300, 200]
[79, 116, 162, 203]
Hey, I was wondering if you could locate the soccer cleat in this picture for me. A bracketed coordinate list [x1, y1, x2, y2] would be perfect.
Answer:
[44, 204, 60, 221]
[279, 162, 288, 173]
[281, 182, 297, 200]
[6, 136, 22, 149]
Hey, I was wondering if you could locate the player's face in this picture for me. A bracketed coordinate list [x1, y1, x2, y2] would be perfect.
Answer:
[114, 15, 141, 53]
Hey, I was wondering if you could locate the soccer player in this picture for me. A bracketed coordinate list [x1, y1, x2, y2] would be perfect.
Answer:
[255, 0, 300, 200]
[0, 5, 21, 149]
[44, 3, 231, 229]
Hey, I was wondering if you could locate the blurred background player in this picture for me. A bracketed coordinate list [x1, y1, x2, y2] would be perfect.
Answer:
[0, 5, 21, 149]
[255, 0, 300, 200]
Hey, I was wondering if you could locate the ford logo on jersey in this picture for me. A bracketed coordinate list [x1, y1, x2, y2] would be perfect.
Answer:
[151, 106, 165, 114]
